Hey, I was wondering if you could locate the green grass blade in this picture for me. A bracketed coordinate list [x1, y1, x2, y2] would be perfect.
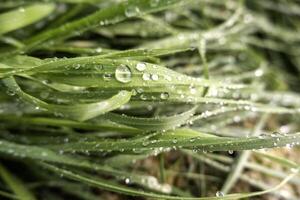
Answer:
[0, 163, 36, 200]
[41, 162, 298, 200]
[2, 77, 132, 121]
[48, 131, 300, 153]
[23, 0, 188, 51]
[0, 3, 55, 35]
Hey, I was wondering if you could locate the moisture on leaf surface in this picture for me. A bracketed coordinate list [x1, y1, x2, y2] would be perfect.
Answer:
[0, 0, 300, 199]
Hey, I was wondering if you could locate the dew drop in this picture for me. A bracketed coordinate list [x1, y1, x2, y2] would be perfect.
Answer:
[160, 92, 169, 100]
[140, 94, 147, 100]
[136, 62, 146, 71]
[125, 178, 131, 184]
[103, 73, 112, 81]
[40, 91, 49, 99]
[254, 69, 264, 77]
[125, 5, 140, 17]
[290, 168, 299, 173]
[95, 47, 102, 53]
[142, 73, 151, 81]
[151, 74, 159, 81]
[19, 7, 25, 12]
[74, 63, 81, 69]
[115, 64, 132, 83]
[216, 191, 224, 197]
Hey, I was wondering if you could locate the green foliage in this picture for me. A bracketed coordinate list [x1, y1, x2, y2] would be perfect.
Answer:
[0, 0, 300, 199]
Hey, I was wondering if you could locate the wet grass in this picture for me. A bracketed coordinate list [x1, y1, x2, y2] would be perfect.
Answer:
[0, 0, 300, 199]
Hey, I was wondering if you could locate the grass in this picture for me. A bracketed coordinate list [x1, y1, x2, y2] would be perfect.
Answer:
[0, 0, 300, 199]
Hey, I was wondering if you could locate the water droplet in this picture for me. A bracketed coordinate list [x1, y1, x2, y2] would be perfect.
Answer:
[103, 73, 112, 81]
[95, 47, 102, 53]
[216, 191, 224, 197]
[189, 86, 196, 94]
[19, 7, 25, 12]
[125, 5, 140, 17]
[40, 91, 49, 98]
[136, 62, 146, 71]
[115, 64, 132, 83]
[74, 63, 81, 69]
[125, 178, 131, 184]
[151, 74, 159, 81]
[254, 69, 264, 77]
[160, 92, 169, 100]
[244, 14, 253, 24]
[290, 168, 299, 173]
[142, 73, 151, 80]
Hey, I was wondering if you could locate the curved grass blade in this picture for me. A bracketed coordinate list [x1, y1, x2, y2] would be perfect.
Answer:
[41, 162, 298, 200]
[102, 107, 197, 131]
[0, 163, 36, 200]
[2, 77, 132, 121]
[0, 3, 55, 35]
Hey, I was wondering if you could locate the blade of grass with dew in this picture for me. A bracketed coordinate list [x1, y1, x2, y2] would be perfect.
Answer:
[2, 77, 132, 121]
[101, 107, 196, 131]
[47, 131, 300, 153]
[40, 162, 299, 200]
[21, 0, 189, 52]
[220, 114, 269, 194]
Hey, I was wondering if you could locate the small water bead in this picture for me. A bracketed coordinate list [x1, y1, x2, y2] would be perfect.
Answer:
[136, 62, 146, 71]
[142, 73, 151, 81]
[290, 168, 299, 173]
[189, 86, 196, 94]
[216, 191, 224, 197]
[285, 143, 292, 149]
[103, 73, 112, 81]
[137, 88, 144, 93]
[125, 5, 140, 17]
[254, 69, 264, 77]
[19, 7, 25, 12]
[95, 47, 102, 53]
[40, 91, 50, 99]
[125, 178, 131, 184]
[160, 92, 169, 100]
[131, 89, 137, 96]
[228, 150, 234, 155]
[151, 74, 159, 81]
[115, 64, 132, 83]
[140, 94, 147, 100]
[94, 64, 103, 71]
